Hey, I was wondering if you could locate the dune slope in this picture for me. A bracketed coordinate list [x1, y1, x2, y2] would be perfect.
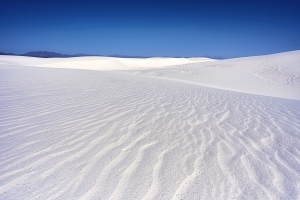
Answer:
[1, 65, 300, 200]
[129, 50, 300, 100]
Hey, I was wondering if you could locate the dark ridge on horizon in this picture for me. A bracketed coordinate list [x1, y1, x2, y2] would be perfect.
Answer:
[0, 51, 226, 59]
[22, 51, 100, 58]
[0, 52, 17, 56]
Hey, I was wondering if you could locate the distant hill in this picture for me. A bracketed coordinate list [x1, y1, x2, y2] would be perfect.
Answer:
[0, 51, 151, 58]
[21, 51, 70, 58]
[0, 52, 16, 56]
[0, 51, 101, 58]
[0, 51, 224, 59]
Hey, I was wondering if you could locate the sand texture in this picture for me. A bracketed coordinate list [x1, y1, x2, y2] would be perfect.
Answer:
[0, 51, 300, 199]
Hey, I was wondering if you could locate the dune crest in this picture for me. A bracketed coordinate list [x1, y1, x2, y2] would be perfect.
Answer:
[0, 55, 214, 70]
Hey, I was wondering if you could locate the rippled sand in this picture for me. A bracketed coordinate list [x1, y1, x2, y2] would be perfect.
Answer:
[1, 65, 300, 200]
[1, 51, 300, 199]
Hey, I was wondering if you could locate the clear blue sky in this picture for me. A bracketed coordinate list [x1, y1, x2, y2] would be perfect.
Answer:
[1, 0, 299, 58]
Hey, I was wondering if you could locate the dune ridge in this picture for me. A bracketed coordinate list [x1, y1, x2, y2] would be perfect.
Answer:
[1, 50, 299, 100]
[0, 55, 214, 71]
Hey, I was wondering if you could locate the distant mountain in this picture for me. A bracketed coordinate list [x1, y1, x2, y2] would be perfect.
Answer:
[0, 51, 149, 58]
[0, 51, 101, 58]
[0, 52, 16, 55]
[0, 51, 225, 59]
[21, 51, 70, 58]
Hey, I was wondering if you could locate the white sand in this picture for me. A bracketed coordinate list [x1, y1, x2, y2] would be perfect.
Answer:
[0, 55, 214, 70]
[0, 51, 300, 200]
[128, 50, 300, 100]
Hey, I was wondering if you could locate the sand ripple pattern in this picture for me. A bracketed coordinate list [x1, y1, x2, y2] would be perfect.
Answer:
[0, 66, 300, 200]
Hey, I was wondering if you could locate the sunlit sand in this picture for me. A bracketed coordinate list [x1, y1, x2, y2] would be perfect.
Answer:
[1, 51, 300, 199]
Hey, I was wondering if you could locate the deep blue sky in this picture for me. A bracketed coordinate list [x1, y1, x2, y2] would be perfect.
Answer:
[1, 0, 299, 58]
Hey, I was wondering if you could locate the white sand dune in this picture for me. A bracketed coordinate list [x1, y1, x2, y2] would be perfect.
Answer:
[128, 50, 300, 100]
[0, 51, 300, 200]
[0, 55, 213, 70]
